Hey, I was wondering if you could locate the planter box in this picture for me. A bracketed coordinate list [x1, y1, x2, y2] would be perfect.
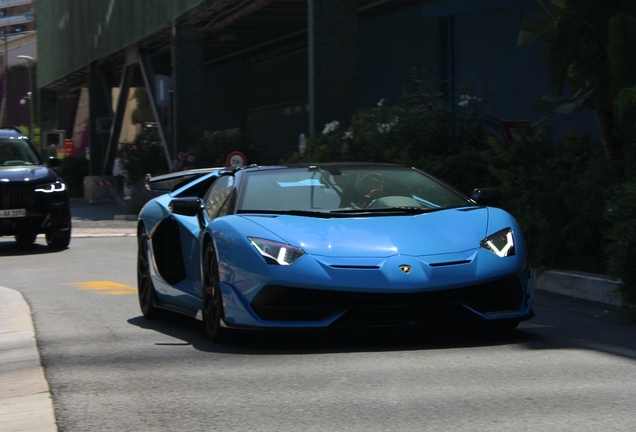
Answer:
[83, 175, 124, 203]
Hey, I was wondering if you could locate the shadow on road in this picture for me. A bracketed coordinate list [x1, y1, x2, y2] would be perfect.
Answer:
[127, 311, 536, 355]
[0, 239, 67, 255]
[520, 291, 636, 362]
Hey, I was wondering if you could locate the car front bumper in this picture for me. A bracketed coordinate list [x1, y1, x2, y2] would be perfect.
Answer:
[0, 199, 71, 238]
[217, 251, 534, 330]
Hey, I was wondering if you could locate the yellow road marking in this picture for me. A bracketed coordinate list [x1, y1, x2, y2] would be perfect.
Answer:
[65, 281, 137, 295]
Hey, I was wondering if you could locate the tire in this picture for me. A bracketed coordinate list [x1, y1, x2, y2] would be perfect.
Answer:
[15, 232, 37, 245]
[137, 226, 161, 319]
[202, 241, 231, 342]
[46, 227, 71, 249]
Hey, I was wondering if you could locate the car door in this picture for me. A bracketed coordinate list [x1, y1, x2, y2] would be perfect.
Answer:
[158, 174, 225, 308]
[193, 173, 236, 298]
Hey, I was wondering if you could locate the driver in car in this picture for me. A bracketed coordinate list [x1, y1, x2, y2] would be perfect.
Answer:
[354, 172, 386, 207]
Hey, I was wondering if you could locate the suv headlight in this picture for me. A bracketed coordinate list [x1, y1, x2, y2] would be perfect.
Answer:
[35, 181, 67, 193]
[248, 237, 305, 265]
[480, 228, 515, 257]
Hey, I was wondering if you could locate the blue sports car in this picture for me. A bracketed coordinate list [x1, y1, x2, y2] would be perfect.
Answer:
[137, 163, 533, 341]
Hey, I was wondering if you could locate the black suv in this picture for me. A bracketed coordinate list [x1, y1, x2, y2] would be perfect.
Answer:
[0, 128, 71, 249]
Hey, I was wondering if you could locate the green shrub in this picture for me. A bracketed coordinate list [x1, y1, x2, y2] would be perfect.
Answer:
[286, 70, 498, 195]
[488, 129, 615, 272]
[118, 135, 170, 186]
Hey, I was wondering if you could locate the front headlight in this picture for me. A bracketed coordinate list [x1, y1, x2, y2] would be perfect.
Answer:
[35, 181, 67, 193]
[480, 228, 515, 257]
[248, 237, 305, 265]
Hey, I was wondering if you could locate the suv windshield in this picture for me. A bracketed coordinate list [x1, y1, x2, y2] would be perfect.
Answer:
[237, 166, 473, 213]
[0, 138, 40, 166]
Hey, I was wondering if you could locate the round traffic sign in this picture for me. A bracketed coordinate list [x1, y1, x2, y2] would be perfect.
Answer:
[226, 151, 247, 167]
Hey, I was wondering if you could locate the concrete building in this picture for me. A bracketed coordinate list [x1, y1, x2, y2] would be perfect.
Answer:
[35, 0, 595, 177]
[0, 0, 36, 127]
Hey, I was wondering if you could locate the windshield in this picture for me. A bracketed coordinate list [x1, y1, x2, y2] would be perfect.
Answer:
[0, 138, 41, 166]
[237, 166, 473, 213]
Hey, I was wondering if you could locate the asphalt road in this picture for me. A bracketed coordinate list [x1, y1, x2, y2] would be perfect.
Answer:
[1, 234, 636, 431]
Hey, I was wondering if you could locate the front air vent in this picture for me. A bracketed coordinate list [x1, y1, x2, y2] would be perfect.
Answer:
[151, 218, 187, 285]
[251, 276, 524, 324]
[330, 265, 381, 270]
[428, 260, 471, 267]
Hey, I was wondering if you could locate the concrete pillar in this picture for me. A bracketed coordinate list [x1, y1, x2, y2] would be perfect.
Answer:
[308, 0, 358, 137]
[87, 62, 113, 176]
[38, 88, 57, 155]
[172, 25, 205, 155]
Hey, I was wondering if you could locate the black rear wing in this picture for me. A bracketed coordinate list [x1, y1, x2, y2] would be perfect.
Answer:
[144, 168, 222, 193]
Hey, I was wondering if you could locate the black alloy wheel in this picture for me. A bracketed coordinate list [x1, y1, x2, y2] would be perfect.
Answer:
[202, 241, 230, 342]
[137, 226, 161, 318]
[46, 227, 71, 249]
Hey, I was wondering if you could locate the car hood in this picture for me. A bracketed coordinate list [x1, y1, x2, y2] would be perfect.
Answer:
[241, 208, 489, 257]
[0, 165, 59, 184]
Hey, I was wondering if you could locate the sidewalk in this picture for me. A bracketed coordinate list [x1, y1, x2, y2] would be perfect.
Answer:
[0, 288, 57, 432]
[70, 199, 138, 237]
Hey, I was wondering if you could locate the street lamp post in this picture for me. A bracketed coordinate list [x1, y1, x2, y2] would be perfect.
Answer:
[1, 33, 8, 126]
[16, 55, 33, 140]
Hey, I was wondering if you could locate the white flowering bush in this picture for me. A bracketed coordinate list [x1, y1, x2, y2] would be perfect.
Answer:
[322, 120, 340, 135]
[287, 69, 498, 194]
[457, 94, 482, 108]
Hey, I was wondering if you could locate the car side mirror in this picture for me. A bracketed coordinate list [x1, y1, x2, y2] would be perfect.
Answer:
[169, 197, 202, 217]
[471, 188, 502, 206]
[46, 157, 61, 168]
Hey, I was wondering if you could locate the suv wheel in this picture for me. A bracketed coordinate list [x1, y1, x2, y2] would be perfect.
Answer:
[46, 227, 71, 249]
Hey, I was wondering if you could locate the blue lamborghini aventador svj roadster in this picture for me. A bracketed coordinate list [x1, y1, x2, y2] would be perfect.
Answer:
[137, 163, 533, 341]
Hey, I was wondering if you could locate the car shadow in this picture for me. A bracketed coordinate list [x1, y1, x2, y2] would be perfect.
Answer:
[127, 311, 536, 355]
[518, 292, 636, 363]
[0, 239, 66, 255]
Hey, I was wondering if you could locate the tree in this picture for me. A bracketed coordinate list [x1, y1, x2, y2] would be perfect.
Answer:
[130, 88, 154, 126]
[518, 0, 636, 158]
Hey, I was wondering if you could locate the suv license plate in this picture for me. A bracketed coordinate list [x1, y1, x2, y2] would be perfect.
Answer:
[0, 209, 26, 218]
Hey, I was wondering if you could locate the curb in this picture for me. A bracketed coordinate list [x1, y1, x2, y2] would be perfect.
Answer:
[0, 286, 57, 432]
[71, 228, 137, 237]
[535, 269, 622, 306]
[114, 215, 138, 221]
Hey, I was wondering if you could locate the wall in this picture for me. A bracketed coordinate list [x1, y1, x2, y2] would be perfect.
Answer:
[358, 5, 440, 108]
[205, 48, 309, 165]
[36, 0, 204, 88]
[356, 0, 597, 140]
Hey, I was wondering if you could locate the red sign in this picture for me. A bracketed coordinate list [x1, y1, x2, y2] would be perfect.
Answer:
[226, 151, 247, 167]
[64, 139, 75, 157]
